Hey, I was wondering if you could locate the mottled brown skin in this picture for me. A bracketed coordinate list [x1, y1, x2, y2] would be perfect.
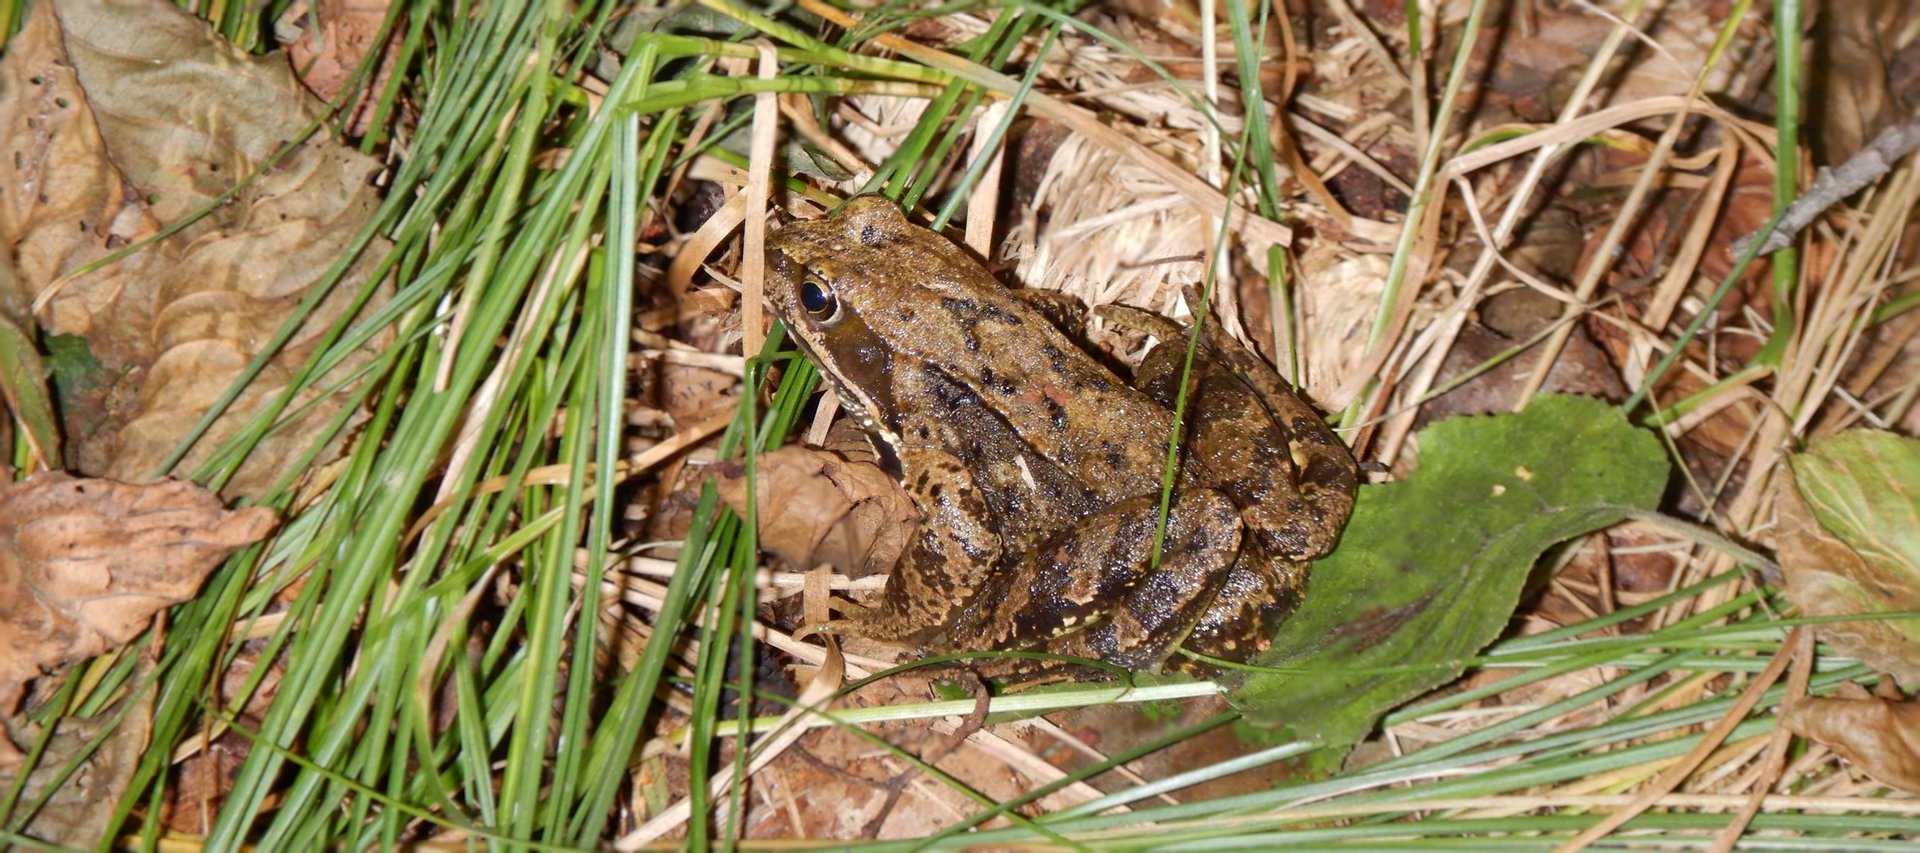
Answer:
[766, 196, 1357, 675]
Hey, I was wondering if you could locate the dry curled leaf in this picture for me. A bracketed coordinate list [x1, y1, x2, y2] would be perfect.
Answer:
[0, 0, 393, 498]
[1775, 431, 1920, 682]
[712, 445, 915, 578]
[1781, 697, 1920, 793]
[0, 472, 276, 765]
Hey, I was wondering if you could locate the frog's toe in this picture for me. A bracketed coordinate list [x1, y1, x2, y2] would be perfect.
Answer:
[1091, 302, 1184, 340]
[794, 599, 900, 642]
[794, 609, 861, 641]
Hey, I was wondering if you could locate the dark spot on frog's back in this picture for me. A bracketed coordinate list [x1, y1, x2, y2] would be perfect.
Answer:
[1044, 398, 1070, 432]
[1305, 456, 1354, 489]
[959, 537, 992, 562]
[860, 224, 882, 246]
[1042, 343, 1071, 375]
[1291, 416, 1337, 441]
[941, 296, 1024, 326]
[922, 363, 981, 410]
[1253, 440, 1288, 466]
[979, 366, 1015, 397]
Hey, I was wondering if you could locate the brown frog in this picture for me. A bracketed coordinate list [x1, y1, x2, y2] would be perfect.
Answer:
[765, 196, 1357, 675]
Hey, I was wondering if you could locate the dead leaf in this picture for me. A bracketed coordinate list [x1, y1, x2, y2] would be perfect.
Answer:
[1808, 0, 1918, 166]
[279, 0, 405, 137]
[711, 446, 915, 578]
[6, 656, 155, 847]
[1781, 696, 1920, 792]
[161, 650, 281, 835]
[0, 472, 277, 765]
[1775, 432, 1920, 682]
[1420, 288, 1628, 426]
[0, 0, 394, 499]
[652, 360, 740, 428]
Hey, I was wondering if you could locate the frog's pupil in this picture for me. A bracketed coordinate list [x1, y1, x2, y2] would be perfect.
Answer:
[801, 279, 835, 315]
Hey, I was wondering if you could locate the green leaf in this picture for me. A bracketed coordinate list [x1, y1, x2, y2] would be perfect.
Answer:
[1778, 430, 1920, 681]
[43, 332, 114, 452]
[1229, 395, 1669, 746]
[0, 315, 60, 465]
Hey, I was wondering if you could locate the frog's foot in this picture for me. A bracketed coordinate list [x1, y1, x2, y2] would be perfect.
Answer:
[1011, 288, 1091, 337]
[1091, 302, 1185, 342]
[794, 597, 928, 645]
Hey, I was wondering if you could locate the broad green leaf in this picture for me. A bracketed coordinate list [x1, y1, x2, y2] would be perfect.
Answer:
[1229, 395, 1669, 745]
[1779, 430, 1920, 681]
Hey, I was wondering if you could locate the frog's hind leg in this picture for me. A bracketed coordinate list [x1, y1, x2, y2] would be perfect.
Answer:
[949, 489, 1244, 673]
[1112, 293, 1359, 562]
[1179, 551, 1309, 670]
[1050, 489, 1245, 671]
[1190, 325, 1356, 559]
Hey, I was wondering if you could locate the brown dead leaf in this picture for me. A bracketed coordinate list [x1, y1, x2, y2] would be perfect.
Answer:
[6, 656, 155, 847]
[735, 677, 1071, 840]
[1809, 0, 1918, 166]
[279, 0, 404, 137]
[712, 446, 915, 578]
[161, 648, 282, 835]
[0, 0, 394, 499]
[1418, 209, 1619, 427]
[1781, 696, 1920, 792]
[1420, 288, 1628, 426]
[0, 472, 277, 765]
[651, 360, 740, 428]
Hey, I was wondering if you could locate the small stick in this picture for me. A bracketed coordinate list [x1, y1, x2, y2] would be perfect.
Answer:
[1732, 114, 1920, 257]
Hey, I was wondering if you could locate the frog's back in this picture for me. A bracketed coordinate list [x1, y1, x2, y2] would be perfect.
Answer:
[769, 197, 1176, 500]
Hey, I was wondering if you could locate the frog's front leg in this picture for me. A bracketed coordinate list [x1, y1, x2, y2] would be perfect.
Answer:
[948, 489, 1243, 671]
[821, 448, 1003, 645]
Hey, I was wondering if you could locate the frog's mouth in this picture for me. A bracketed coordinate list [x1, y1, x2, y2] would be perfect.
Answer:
[785, 333, 905, 477]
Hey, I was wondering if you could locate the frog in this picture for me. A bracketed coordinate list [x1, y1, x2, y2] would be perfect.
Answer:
[764, 195, 1357, 675]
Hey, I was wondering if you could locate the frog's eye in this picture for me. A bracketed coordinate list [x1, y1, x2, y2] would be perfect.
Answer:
[800, 275, 840, 322]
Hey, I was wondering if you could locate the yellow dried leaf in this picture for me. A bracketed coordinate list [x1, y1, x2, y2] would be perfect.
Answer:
[1776, 432, 1920, 682]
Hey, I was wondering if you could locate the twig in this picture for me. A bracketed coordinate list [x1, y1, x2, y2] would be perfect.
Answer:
[1709, 628, 1814, 852]
[1732, 114, 1920, 257]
